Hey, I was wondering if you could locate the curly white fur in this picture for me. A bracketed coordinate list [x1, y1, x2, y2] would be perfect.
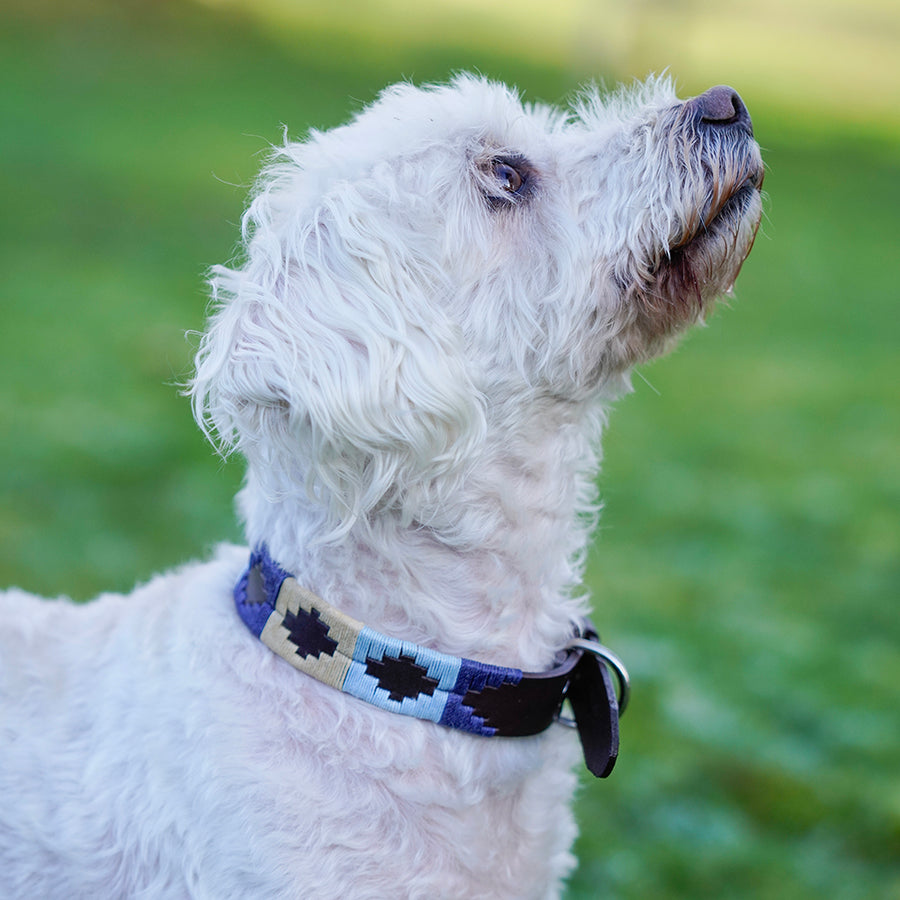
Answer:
[0, 74, 762, 898]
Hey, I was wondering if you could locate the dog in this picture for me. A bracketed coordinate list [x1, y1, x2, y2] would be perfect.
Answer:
[0, 74, 763, 898]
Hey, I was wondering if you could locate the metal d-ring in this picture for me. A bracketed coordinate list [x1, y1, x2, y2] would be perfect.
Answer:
[556, 638, 631, 728]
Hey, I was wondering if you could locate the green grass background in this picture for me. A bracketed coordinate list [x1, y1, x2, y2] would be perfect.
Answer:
[1, 2, 897, 897]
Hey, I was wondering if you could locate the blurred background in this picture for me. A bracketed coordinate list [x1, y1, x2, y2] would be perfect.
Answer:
[1, 0, 897, 896]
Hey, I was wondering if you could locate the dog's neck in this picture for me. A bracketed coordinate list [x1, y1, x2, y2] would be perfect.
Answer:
[239, 402, 606, 671]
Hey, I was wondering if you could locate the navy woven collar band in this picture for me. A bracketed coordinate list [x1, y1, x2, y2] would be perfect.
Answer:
[234, 545, 628, 777]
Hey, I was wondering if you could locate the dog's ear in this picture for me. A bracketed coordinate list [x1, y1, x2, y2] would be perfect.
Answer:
[191, 159, 485, 536]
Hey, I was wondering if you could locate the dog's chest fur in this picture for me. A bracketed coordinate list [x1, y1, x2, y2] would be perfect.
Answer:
[1, 546, 579, 899]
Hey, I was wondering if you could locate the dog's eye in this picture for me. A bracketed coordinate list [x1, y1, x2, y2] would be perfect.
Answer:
[493, 159, 524, 194]
[476, 153, 538, 210]
[481, 155, 534, 209]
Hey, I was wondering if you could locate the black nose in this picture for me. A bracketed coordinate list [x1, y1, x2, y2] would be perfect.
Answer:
[690, 85, 753, 134]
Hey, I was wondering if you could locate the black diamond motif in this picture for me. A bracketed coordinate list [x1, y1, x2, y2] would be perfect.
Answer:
[282, 606, 339, 660]
[461, 680, 520, 731]
[365, 653, 440, 703]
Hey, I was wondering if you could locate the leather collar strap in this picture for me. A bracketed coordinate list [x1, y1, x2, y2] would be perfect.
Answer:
[234, 545, 623, 777]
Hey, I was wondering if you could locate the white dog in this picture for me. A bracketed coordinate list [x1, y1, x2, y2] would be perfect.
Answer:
[0, 75, 762, 898]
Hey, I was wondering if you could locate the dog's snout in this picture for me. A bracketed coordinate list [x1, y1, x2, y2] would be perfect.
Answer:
[690, 85, 752, 135]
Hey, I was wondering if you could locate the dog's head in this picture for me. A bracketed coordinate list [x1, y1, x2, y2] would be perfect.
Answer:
[191, 75, 763, 537]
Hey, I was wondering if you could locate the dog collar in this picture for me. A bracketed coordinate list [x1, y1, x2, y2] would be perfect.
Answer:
[234, 545, 628, 777]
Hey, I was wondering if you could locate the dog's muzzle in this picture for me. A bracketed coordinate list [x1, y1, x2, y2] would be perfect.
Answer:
[234, 546, 629, 778]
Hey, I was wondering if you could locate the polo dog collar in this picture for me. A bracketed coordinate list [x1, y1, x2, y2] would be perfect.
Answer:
[234, 545, 628, 777]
